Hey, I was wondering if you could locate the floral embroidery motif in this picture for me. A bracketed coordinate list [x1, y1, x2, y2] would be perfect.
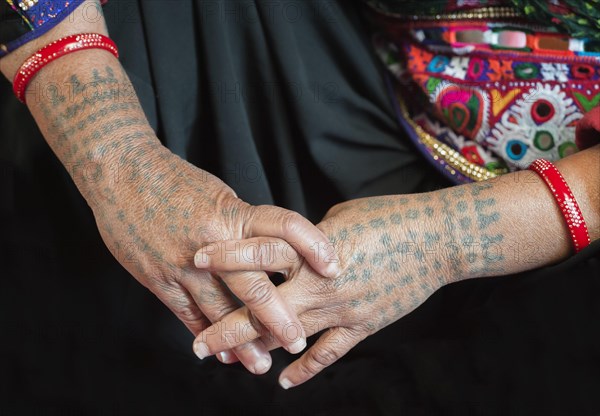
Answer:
[373, 16, 600, 182]
[487, 84, 582, 169]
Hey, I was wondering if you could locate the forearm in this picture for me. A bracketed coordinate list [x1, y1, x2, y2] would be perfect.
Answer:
[21, 52, 167, 205]
[390, 146, 599, 283]
[0, 1, 172, 206]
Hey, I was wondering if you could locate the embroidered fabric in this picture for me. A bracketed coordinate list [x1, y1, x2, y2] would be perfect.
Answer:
[365, 0, 600, 41]
[367, 1, 600, 183]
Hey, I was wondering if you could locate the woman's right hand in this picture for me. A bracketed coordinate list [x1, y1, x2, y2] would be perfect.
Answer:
[2, 3, 340, 373]
[85, 137, 340, 373]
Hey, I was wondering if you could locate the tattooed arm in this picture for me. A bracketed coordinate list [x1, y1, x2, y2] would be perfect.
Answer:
[0, 0, 341, 374]
[191, 145, 600, 388]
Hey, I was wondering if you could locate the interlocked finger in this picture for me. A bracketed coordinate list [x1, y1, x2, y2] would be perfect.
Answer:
[184, 272, 274, 375]
[278, 327, 362, 389]
[196, 270, 306, 356]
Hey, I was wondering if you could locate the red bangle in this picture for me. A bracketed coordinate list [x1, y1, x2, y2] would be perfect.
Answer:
[529, 159, 591, 254]
[13, 33, 119, 104]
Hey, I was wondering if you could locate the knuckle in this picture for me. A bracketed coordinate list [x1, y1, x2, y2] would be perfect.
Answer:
[297, 360, 318, 378]
[281, 211, 303, 236]
[197, 291, 235, 319]
[309, 345, 339, 368]
[162, 245, 200, 274]
[169, 300, 206, 327]
[304, 278, 335, 298]
[341, 326, 365, 342]
[197, 219, 229, 242]
[246, 311, 265, 336]
[299, 346, 338, 376]
[149, 270, 180, 292]
[170, 252, 196, 271]
[241, 205, 261, 236]
[243, 278, 275, 307]
[177, 306, 203, 323]
[209, 302, 236, 321]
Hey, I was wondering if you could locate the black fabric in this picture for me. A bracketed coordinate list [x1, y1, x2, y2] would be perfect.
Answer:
[0, 1, 29, 47]
[1, 1, 599, 415]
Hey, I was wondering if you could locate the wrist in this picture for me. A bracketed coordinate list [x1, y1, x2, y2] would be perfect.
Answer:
[384, 195, 455, 289]
[555, 145, 600, 242]
[391, 192, 491, 287]
[73, 137, 169, 210]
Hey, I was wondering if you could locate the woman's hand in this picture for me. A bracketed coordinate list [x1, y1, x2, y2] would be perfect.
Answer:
[193, 148, 600, 387]
[87, 139, 339, 373]
[0, 4, 340, 374]
[193, 193, 455, 387]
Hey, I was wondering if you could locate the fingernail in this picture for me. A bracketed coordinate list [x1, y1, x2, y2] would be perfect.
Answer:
[193, 342, 211, 360]
[285, 337, 306, 354]
[253, 357, 271, 375]
[194, 251, 210, 268]
[325, 261, 342, 278]
[218, 350, 234, 364]
[279, 377, 294, 390]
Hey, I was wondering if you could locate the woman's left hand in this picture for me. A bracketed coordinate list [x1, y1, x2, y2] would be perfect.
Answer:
[192, 147, 600, 388]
